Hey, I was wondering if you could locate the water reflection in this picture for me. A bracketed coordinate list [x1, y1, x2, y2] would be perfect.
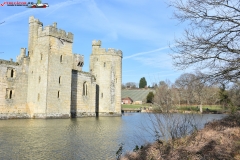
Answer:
[0, 113, 225, 159]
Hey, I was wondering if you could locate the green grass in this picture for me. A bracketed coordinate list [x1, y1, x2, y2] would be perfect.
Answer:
[122, 104, 227, 113]
[121, 104, 142, 109]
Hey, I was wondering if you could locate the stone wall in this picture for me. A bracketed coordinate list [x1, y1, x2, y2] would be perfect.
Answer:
[0, 57, 30, 119]
[71, 70, 96, 117]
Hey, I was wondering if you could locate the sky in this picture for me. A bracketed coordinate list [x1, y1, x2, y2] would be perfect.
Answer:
[0, 0, 190, 86]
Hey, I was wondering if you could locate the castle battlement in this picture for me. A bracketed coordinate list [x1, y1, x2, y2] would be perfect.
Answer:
[38, 25, 73, 42]
[0, 59, 19, 66]
[73, 54, 84, 64]
[92, 40, 101, 46]
[29, 16, 43, 26]
[92, 40, 122, 57]
[107, 48, 123, 56]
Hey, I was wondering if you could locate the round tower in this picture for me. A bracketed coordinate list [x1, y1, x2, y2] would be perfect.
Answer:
[90, 40, 122, 116]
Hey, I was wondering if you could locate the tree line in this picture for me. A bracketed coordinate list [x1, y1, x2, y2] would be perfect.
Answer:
[153, 72, 240, 112]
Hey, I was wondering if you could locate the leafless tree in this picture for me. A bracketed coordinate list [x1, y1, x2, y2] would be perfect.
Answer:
[125, 82, 137, 89]
[170, 0, 240, 83]
[154, 80, 177, 112]
[174, 72, 220, 109]
[175, 73, 196, 105]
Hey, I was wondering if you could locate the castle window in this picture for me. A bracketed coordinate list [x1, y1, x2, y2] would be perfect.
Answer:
[83, 82, 87, 96]
[40, 54, 42, 60]
[104, 62, 106, 67]
[10, 69, 14, 77]
[60, 55, 63, 63]
[7, 68, 15, 78]
[116, 78, 117, 83]
[58, 91, 60, 98]
[6, 89, 13, 99]
[59, 76, 61, 84]
[38, 93, 40, 101]
[101, 93, 103, 98]
[9, 90, 12, 99]
[77, 61, 84, 67]
[39, 76, 41, 83]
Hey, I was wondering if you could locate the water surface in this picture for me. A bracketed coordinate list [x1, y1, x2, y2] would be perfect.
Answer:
[0, 113, 225, 159]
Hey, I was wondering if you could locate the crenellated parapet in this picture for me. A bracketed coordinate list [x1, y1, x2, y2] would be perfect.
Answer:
[0, 59, 19, 66]
[29, 16, 43, 26]
[92, 40, 122, 57]
[38, 24, 73, 43]
[92, 40, 101, 47]
[107, 48, 123, 57]
[16, 48, 26, 63]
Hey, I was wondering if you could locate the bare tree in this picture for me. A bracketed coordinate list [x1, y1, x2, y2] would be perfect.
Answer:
[175, 73, 196, 105]
[125, 82, 137, 89]
[154, 80, 177, 112]
[170, 0, 240, 83]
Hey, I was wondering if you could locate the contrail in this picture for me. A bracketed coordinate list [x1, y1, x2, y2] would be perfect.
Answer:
[123, 44, 176, 60]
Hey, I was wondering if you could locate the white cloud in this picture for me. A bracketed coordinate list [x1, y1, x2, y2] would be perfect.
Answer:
[123, 44, 175, 60]
[133, 53, 172, 69]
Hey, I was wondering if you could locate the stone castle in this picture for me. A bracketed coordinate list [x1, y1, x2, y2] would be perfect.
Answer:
[0, 16, 122, 119]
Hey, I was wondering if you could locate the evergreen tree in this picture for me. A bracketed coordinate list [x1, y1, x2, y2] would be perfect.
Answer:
[147, 92, 154, 103]
[219, 84, 231, 109]
[139, 77, 147, 88]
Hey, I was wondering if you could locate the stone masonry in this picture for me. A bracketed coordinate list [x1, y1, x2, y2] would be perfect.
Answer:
[0, 16, 122, 119]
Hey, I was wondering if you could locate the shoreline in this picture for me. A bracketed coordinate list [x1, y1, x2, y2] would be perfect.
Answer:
[121, 113, 240, 160]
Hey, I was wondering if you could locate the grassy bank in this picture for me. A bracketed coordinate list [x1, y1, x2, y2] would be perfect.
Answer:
[121, 104, 142, 109]
[176, 105, 223, 113]
[120, 113, 240, 160]
[122, 104, 226, 113]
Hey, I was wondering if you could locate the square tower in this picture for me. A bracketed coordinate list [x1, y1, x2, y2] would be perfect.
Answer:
[27, 16, 73, 118]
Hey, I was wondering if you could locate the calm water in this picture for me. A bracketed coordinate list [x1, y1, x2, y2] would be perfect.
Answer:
[0, 113, 225, 160]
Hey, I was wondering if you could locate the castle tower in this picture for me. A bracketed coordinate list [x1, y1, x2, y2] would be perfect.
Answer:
[27, 16, 74, 118]
[90, 40, 122, 116]
[28, 16, 42, 57]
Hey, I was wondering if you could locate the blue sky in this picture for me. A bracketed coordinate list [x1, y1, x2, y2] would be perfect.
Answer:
[0, 0, 189, 86]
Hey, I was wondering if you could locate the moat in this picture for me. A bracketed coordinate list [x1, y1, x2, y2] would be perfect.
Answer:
[0, 113, 225, 159]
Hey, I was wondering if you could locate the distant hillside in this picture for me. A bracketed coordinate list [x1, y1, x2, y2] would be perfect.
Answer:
[121, 89, 155, 102]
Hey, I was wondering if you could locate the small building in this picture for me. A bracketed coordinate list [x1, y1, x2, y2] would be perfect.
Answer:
[122, 97, 133, 104]
[133, 101, 142, 105]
